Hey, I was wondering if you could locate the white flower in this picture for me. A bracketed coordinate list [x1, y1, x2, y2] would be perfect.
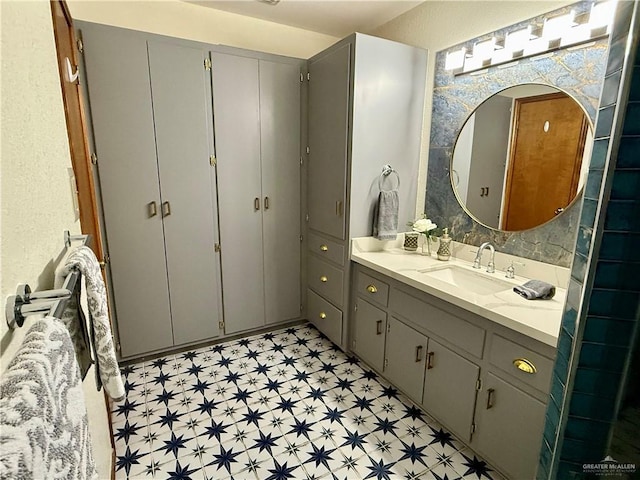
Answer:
[412, 218, 437, 233]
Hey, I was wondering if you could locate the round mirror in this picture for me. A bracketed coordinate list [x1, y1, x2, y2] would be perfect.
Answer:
[451, 84, 593, 231]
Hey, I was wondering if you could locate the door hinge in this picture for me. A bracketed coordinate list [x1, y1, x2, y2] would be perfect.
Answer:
[218, 321, 224, 330]
[471, 423, 476, 435]
[354, 303, 358, 312]
[214, 243, 221, 253]
[306, 72, 310, 81]
[76, 35, 84, 54]
[387, 324, 391, 333]
[476, 378, 482, 391]
[90, 153, 98, 165]
[384, 358, 389, 368]
[204, 58, 212, 71]
[300, 234, 303, 242]
[305, 213, 309, 222]
[306, 146, 310, 154]
[209, 155, 217, 166]
[300, 73, 304, 83]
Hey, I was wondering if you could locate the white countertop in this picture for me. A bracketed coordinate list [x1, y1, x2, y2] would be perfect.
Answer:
[351, 237, 566, 347]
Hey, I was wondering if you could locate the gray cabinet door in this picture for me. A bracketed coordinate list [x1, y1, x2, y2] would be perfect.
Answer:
[473, 372, 546, 480]
[259, 59, 301, 325]
[307, 44, 350, 240]
[148, 41, 221, 345]
[352, 299, 386, 372]
[81, 25, 173, 358]
[384, 316, 428, 403]
[423, 338, 479, 442]
[212, 52, 265, 334]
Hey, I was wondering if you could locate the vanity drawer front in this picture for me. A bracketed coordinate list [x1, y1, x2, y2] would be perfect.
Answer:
[308, 232, 345, 266]
[389, 289, 485, 358]
[356, 271, 390, 307]
[308, 255, 344, 307]
[489, 334, 554, 393]
[307, 289, 343, 346]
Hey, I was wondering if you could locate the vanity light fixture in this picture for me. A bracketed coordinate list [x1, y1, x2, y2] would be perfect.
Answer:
[445, 0, 615, 76]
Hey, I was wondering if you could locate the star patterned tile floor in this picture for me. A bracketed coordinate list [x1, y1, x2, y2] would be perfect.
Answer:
[112, 323, 506, 480]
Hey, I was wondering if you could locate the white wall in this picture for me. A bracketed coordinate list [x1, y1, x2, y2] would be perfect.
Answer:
[67, 0, 339, 59]
[371, 0, 573, 217]
[0, 1, 111, 477]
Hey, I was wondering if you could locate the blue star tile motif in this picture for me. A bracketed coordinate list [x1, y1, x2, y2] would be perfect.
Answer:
[362, 369, 378, 380]
[159, 431, 189, 458]
[181, 351, 198, 361]
[296, 337, 309, 346]
[429, 427, 457, 449]
[167, 460, 199, 480]
[217, 355, 233, 368]
[265, 379, 283, 394]
[271, 343, 285, 353]
[335, 378, 355, 391]
[304, 443, 336, 470]
[322, 406, 345, 425]
[239, 338, 251, 347]
[123, 379, 140, 395]
[461, 453, 494, 479]
[285, 327, 297, 335]
[263, 332, 275, 341]
[254, 363, 273, 376]
[403, 405, 424, 421]
[155, 408, 184, 430]
[242, 407, 265, 428]
[307, 349, 321, 359]
[247, 349, 260, 360]
[353, 395, 375, 412]
[195, 397, 220, 416]
[380, 385, 399, 399]
[398, 440, 429, 467]
[277, 397, 298, 414]
[113, 398, 142, 418]
[151, 371, 173, 387]
[202, 418, 228, 442]
[232, 387, 252, 404]
[144, 460, 162, 477]
[189, 379, 213, 395]
[341, 429, 368, 453]
[115, 445, 147, 475]
[294, 370, 310, 383]
[364, 458, 396, 480]
[372, 416, 399, 437]
[186, 363, 204, 377]
[249, 430, 280, 455]
[207, 445, 241, 474]
[211, 344, 225, 353]
[120, 364, 136, 376]
[114, 420, 143, 443]
[153, 388, 178, 406]
[282, 355, 297, 366]
[150, 357, 169, 369]
[319, 362, 337, 374]
[346, 355, 360, 365]
[287, 417, 314, 440]
[266, 460, 299, 480]
[306, 386, 326, 401]
[224, 370, 242, 384]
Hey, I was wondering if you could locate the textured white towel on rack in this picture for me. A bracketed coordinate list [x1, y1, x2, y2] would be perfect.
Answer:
[55, 246, 125, 401]
[0, 317, 98, 480]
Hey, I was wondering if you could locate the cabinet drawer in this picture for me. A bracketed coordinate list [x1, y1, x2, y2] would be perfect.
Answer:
[308, 232, 345, 266]
[356, 271, 389, 307]
[390, 289, 485, 358]
[308, 255, 344, 307]
[308, 289, 343, 346]
[489, 335, 554, 393]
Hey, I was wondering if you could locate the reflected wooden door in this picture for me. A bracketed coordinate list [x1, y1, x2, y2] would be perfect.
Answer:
[502, 92, 588, 231]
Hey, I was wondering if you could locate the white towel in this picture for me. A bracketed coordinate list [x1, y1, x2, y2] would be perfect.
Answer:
[0, 317, 98, 480]
[373, 190, 399, 240]
[55, 246, 125, 401]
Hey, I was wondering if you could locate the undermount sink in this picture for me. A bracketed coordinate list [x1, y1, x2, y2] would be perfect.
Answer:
[418, 265, 514, 295]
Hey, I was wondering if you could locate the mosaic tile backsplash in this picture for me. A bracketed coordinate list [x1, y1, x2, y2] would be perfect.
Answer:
[426, 2, 609, 267]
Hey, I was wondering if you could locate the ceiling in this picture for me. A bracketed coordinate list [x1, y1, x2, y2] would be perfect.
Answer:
[185, 0, 424, 38]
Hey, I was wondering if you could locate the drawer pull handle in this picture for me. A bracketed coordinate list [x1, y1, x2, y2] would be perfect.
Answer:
[415, 345, 423, 362]
[320, 244, 328, 251]
[376, 320, 383, 335]
[426, 351, 434, 369]
[486, 388, 495, 409]
[147, 201, 158, 218]
[319, 312, 327, 319]
[513, 358, 537, 374]
[320, 276, 328, 283]
[367, 284, 378, 293]
[162, 201, 171, 217]
[336, 200, 343, 216]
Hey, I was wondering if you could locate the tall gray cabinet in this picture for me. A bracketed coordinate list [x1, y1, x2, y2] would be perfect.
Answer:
[211, 51, 303, 335]
[306, 34, 427, 349]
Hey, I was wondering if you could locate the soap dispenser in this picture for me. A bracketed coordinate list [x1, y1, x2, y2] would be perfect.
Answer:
[437, 228, 452, 261]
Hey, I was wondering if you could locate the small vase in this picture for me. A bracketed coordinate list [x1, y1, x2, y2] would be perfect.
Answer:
[420, 234, 431, 256]
[403, 232, 418, 251]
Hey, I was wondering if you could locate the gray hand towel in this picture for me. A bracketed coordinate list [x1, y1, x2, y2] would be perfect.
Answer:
[372, 190, 399, 240]
[513, 280, 556, 300]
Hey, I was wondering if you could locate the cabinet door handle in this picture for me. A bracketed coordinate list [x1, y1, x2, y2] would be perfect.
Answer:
[336, 200, 343, 216]
[147, 201, 158, 218]
[376, 320, 383, 335]
[415, 345, 423, 362]
[320, 244, 328, 252]
[366, 284, 378, 294]
[426, 351, 434, 369]
[319, 312, 327, 319]
[513, 358, 537, 374]
[161, 201, 171, 217]
[320, 275, 328, 283]
[264, 196, 270, 210]
[254, 197, 260, 211]
[486, 388, 495, 409]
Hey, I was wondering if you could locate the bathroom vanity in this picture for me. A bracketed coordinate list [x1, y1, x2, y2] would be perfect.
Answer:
[349, 237, 567, 479]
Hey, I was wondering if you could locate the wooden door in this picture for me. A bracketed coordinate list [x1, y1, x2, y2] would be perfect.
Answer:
[212, 52, 265, 334]
[148, 41, 222, 346]
[422, 338, 480, 442]
[259, 59, 302, 325]
[307, 44, 350, 240]
[352, 299, 387, 372]
[473, 373, 546, 480]
[502, 93, 588, 230]
[81, 25, 174, 358]
[50, 1, 102, 259]
[384, 317, 428, 403]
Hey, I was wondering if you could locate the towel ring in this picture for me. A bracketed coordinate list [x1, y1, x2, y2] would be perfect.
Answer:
[379, 165, 400, 192]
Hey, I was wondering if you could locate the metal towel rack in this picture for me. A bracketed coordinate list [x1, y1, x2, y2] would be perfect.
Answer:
[5, 231, 92, 329]
[379, 164, 400, 191]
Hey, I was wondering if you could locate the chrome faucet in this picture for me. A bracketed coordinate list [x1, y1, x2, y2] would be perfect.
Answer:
[473, 242, 495, 273]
